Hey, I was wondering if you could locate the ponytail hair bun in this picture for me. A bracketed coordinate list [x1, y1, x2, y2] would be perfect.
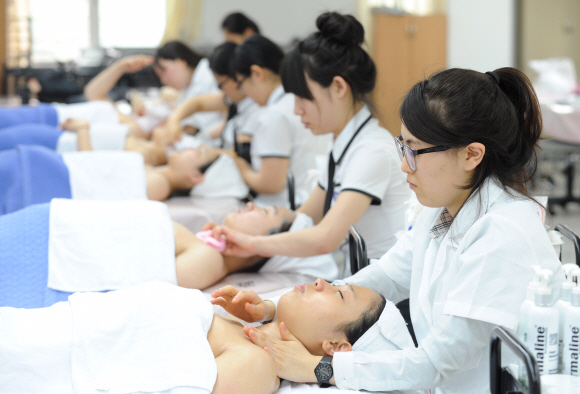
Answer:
[316, 12, 365, 47]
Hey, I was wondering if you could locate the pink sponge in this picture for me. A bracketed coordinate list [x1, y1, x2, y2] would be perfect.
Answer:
[195, 230, 227, 252]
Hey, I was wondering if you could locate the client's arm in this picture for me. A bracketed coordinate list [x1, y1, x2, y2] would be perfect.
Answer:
[164, 92, 229, 143]
[84, 55, 154, 101]
[173, 222, 228, 289]
[60, 119, 92, 151]
[214, 346, 279, 394]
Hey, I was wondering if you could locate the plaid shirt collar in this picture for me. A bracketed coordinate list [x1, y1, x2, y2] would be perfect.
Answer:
[430, 208, 454, 239]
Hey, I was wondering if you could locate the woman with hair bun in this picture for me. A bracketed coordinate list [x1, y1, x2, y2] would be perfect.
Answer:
[213, 67, 564, 392]
[214, 12, 410, 260]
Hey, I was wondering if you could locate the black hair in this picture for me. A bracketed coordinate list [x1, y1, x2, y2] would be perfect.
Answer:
[267, 218, 294, 235]
[232, 34, 284, 78]
[156, 41, 202, 69]
[399, 67, 542, 203]
[209, 42, 238, 79]
[338, 293, 386, 345]
[221, 12, 260, 35]
[281, 12, 376, 111]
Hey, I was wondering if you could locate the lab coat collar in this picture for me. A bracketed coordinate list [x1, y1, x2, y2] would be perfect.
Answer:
[442, 177, 505, 246]
[331, 106, 372, 163]
[266, 85, 285, 107]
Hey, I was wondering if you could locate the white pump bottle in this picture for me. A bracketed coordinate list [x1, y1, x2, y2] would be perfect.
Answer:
[557, 265, 579, 371]
[526, 270, 559, 375]
[519, 265, 543, 346]
[562, 285, 580, 376]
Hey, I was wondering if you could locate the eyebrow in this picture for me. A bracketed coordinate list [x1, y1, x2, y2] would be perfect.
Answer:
[347, 284, 357, 301]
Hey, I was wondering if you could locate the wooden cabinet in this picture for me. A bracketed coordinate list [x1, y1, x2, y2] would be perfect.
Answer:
[372, 12, 447, 134]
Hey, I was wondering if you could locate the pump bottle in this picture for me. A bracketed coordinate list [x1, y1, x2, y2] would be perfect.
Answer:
[557, 265, 578, 371]
[518, 265, 543, 346]
[526, 272, 559, 375]
[563, 286, 580, 376]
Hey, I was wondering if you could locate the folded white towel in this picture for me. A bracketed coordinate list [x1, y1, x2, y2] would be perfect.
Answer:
[56, 123, 130, 153]
[48, 199, 176, 292]
[62, 151, 147, 201]
[70, 282, 217, 394]
[53, 101, 120, 125]
[190, 154, 249, 199]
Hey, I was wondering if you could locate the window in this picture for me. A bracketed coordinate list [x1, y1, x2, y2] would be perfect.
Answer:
[98, 0, 166, 48]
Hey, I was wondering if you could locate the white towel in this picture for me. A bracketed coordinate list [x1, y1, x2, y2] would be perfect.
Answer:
[70, 282, 217, 394]
[352, 300, 416, 353]
[62, 151, 147, 201]
[53, 101, 120, 125]
[0, 302, 74, 394]
[48, 199, 176, 292]
[190, 154, 249, 199]
[260, 214, 339, 281]
[56, 123, 130, 153]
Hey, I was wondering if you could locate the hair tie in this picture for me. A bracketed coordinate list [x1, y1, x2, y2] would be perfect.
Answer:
[485, 71, 500, 85]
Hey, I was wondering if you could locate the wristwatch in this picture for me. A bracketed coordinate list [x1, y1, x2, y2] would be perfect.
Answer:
[314, 356, 333, 387]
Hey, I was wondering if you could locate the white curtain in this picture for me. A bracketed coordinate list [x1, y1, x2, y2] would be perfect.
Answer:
[160, 0, 204, 46]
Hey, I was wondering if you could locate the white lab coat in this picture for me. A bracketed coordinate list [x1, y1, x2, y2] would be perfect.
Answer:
[334, 177, 564, 393]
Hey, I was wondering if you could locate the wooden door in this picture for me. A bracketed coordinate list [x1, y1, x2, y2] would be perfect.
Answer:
[372, 12, 447, 134]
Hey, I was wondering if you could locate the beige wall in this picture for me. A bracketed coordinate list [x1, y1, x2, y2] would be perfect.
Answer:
[0, 0, 6, 93]
[519, 0, 580, 78]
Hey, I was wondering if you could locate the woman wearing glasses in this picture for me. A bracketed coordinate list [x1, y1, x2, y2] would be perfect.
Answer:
[210, 12, 410, 259]
[216, 67, 565, 393]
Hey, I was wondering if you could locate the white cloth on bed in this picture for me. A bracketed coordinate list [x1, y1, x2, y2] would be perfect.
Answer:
[56, 123, 130, 153]
[53, 100, 120, 125]
[0, 301, 74, 394]
[70, 282, 216, 394]
[48, 199, 176, 292]
[190, 154, 249, 200]
[62, 151, 147, 201]
[260, 213, 339, 281]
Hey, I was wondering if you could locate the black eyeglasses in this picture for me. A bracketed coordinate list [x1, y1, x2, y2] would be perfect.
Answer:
[393, 136, 452, 171]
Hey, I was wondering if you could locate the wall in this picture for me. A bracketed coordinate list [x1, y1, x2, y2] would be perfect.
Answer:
[447, 0, 516, 71]
[195, 0, 357, 47]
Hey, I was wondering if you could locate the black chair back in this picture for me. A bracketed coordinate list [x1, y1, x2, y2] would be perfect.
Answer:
[348, 225, 368, 275]
[555, 223, 580, 267]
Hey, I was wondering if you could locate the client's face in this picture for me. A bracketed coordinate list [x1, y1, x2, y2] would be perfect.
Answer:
[167, 146, 220, 186]
[277, 279, 380, 355]
[223, 202, 294, 236]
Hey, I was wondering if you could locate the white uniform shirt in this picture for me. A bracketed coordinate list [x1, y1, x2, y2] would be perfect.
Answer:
[221, 96, 260, 150]
[319, 106, 410, 258]
[251, 86, 317, 208]
[177, 58, 223, 134]
[335, 178, 564, 393]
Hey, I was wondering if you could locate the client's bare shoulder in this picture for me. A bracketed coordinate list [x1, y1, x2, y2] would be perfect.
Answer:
[209, 315, 280, 394]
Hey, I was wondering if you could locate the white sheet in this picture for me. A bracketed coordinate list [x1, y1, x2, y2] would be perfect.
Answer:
[56, 123, 130, 153]
[48, 199, 176, 292]
[62, 151, 147, 201]
[190, 154, 249, 200]
[70, 282, 216, 394]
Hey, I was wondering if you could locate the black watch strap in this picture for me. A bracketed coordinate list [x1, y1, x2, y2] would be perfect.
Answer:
[314, 356, 333, 386]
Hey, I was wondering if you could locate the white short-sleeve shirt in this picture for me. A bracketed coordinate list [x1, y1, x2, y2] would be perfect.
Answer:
[251, 86, 317, 208]
[318, 106, 410, 258]
[177, 58, 223, 133]
[221, 96, 260, 151]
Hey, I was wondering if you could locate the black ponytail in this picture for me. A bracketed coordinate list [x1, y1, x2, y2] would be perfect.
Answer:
[399, 67, 542, 200]
[232, 34, 284, 78]
[281, 12, 376, 111]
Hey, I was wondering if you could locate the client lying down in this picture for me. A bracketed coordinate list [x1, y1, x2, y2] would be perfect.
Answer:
[0, 280, 386, 394]
[0, 199, 338, 308]
[0, 142, 247, 215]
